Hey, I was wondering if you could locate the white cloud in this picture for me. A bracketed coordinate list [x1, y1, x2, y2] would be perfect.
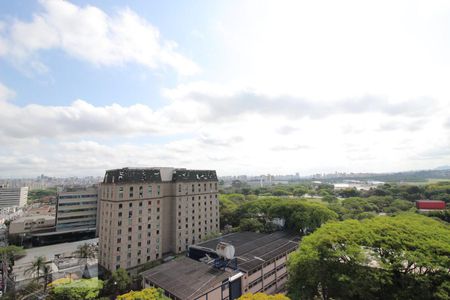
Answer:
[2, 0, 450, 177]
[0, 0, 199, 75]
[0, 82, 15, 102]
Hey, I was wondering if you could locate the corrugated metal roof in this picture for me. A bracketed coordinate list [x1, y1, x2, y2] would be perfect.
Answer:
[142, 257, 234, 300]
[196, 231, 299, 272]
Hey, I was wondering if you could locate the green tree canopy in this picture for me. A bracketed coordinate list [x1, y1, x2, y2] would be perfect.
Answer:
[239, 218, 264, 232]
[104, 268, 132, 296]
[117, 287, 169, 300]
[287, 213, 450, 300]
[49, 277, 103, 300]
[239, 292, 290, 300]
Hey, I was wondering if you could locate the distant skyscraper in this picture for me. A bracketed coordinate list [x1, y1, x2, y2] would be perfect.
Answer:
[98, 167, 220, 272]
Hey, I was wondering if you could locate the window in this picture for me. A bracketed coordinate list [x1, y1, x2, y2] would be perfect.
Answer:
[178, 184, 181, 192]
[192, 184, 194, 192]
[117, 238, 121, 243]
[157, 185, 160, 195]
[129, 186, 134, 198]
[139, 186, 143, 198]
[118, 212, 122, 217]
[129, 202, 133, 208]
[119, 203, 122, 209]
[148, 185, 152, 195]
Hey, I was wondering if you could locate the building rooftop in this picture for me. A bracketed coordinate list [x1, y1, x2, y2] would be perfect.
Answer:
[194, 231, 299, 272]
[141, 256, 235, 300]
[103, 167, 218, 184]
[12, 215, 55, 222]
[172, 169, 218, 182]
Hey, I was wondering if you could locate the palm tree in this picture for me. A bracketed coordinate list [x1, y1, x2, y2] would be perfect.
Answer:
[24, 256, 46, 279]
[73, 243, 97, 279]
[73, 243, 96, 261]
[42, 264, 52, 291]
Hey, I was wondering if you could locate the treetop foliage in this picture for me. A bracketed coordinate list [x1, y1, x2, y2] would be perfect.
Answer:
[288, 213, 450, 299]
[49, 277, 103, 300]
[239, 292, 290, 300]
[117, 287, 170, 300]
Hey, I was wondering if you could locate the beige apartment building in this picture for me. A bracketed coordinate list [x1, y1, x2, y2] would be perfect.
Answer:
[9, 215, 55, 235]
[98, 167, 220, 272]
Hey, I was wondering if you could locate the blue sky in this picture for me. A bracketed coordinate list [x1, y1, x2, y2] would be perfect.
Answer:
[1, 0, 450, 177]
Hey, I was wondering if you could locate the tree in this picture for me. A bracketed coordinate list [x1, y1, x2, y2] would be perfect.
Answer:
[338, 188, 360, 198]
[268, 200, 337, 234]
[73, 243, 97, 260]
[293, 186, 308, 197]
[239, 293, 290, 300]
[239, 218, 264, 232]
[104, 268, 132, 296]
[24, 256, 46, 279]
[287, 213, 450, 300]
[49, 277, 103, 300]
[117, 287, 170, 300]
[73, 243, 97, 279]
[42, 264, 52, 291]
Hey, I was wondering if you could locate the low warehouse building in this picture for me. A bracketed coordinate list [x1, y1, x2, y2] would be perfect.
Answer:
[142, 231, 299, 300]
[416, 200, 446, 211]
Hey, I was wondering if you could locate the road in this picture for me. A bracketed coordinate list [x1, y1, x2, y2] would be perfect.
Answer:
[15, 238, 98, 266]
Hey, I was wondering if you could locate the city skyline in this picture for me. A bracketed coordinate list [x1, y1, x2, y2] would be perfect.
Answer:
[1, 0, 450, 177]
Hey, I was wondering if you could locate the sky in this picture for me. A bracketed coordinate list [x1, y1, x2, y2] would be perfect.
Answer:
[0, 0, 450, 178]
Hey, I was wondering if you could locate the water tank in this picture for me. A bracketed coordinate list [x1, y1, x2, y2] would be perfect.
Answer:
[216, 242, 235, 260]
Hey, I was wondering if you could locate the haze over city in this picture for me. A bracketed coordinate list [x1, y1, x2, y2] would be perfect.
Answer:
[1, 0, 450, 178]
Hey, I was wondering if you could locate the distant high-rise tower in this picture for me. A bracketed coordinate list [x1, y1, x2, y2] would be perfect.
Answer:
[98, 167, 220, 272]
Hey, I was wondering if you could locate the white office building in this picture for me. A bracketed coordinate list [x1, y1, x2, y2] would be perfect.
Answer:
[0, 187, 28, 209]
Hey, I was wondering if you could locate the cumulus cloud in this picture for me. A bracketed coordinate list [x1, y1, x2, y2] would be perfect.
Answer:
[1, 79, 449, 177]
[1, 80, 448, 141]
[0, 0, 199, 75]
[164, 83, 441, 121]
[0, 99, 192, 139]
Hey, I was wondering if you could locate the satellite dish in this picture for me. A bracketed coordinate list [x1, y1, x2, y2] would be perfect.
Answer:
[216, 242, 235, 260]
